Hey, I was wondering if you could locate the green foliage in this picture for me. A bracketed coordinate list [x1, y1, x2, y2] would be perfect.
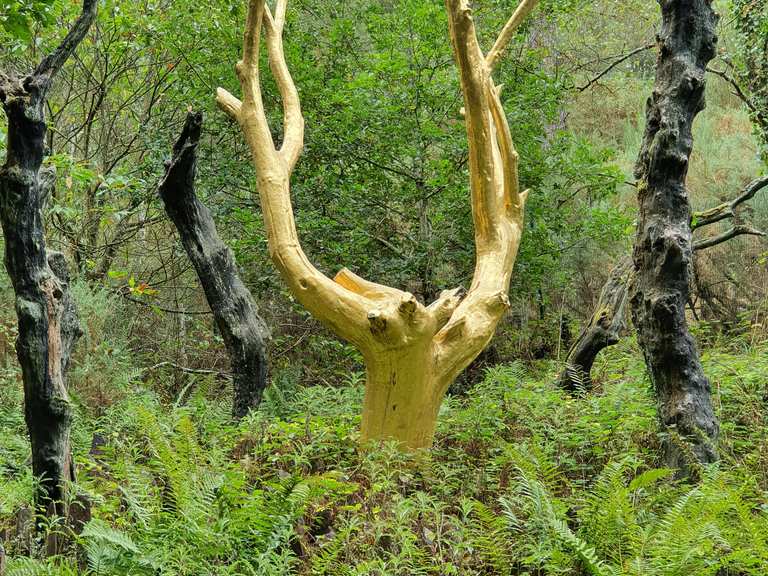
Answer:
[3, 1, 768, 574]
[4, 314, 768, 574]
[731, 0, 768, 160]
[0, 0, 56, 45]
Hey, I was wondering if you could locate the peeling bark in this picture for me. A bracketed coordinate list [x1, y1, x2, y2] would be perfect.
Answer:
[631, 0, 719, 470]
[0, 0, 95, 516]
[158, 112, 270, 419]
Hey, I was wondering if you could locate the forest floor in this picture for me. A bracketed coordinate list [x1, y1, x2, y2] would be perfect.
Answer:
[2, 288, 768, 575]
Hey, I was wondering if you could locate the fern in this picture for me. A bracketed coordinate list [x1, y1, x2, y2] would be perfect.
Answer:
[550, 517, 614, 576]
[310, 524, 355, 575]
[81, 519, 140, 554]
[4, 558, 52, 576]
[578, 457, 642, 565]
[627, 468, 674, 492]
[466, 498, 513, 572]
[565, 362, 590, 395]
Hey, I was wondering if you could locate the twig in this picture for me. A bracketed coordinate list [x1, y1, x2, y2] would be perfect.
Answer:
[578, 43, 654, 92]
[693, 175, 768, 230]
[706, 66, 767, 127]
[694, 225, 766, 251]
[118, 291, 213, 315]
[142, 361, 231, 378]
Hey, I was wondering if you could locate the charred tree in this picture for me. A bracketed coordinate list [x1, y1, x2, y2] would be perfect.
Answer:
[558, 176, 768, 392]
[631, 0, 720, 470]
[0, 0, 95, 516]
[158, 112, 270, 419]
[559, 256, 631, 392]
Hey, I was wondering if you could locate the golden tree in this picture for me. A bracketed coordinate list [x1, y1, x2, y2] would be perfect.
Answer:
[217, 0, 539, 448]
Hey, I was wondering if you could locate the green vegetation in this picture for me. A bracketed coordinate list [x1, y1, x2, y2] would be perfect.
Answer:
[2, 0, 768, 573]
[2, 284, 768, 575]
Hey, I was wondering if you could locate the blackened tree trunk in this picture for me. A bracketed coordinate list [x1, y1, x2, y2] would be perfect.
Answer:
[557, 174, 768, 392]
[158, 112, 270, 419]
[631, 0, 719, 470]
[0, 0, 95, 516]
[559, 256, 631, 391]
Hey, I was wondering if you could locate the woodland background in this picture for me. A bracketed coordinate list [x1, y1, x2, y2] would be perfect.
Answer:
[2, 0, 768, 574]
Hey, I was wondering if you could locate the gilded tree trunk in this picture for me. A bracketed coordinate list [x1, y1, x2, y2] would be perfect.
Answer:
[360, 348, 444, 449]
[631, 0, 719, 470]
[217, 0, 539, 449]
[158, 112, 270, 419]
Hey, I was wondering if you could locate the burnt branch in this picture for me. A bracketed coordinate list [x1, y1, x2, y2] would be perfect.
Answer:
[30, 0, 98, 96]
[692, 175, 768, 230]
[694, 224, 766, 251]
[158, 112, 270, 419]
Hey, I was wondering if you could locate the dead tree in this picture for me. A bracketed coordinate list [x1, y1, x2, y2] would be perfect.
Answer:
[631, 0, 720, 470]
[0, 0, 96, 516]
[558, 255, 632, 391]
[559, 175, 768, 392]
[158, 112, 270, 419]
[216, 0, 539, 449]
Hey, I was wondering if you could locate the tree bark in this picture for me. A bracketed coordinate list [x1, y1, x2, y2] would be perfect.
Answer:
[631, 0, 719, 471]
[558, 173, 768, 392]
[360, 346, 443, 448]
[559, 256, 631, 391]
[158, 112, 270, 419]
[0, 0, 95, 516]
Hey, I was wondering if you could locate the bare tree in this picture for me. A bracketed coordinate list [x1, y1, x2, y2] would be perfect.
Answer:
[0, 0, 96, 517]
[216, 0, 539, 448]
[631, 0, 720, 471]
[158, 112, 270, 419]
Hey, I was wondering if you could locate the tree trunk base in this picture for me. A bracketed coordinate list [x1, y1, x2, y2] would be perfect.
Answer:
[360, 352, 444, 450]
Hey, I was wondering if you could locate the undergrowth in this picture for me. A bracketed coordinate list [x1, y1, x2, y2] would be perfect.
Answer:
[2, 287, 768, 574]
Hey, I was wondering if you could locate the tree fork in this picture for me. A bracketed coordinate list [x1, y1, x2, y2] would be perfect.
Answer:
[557, 175, 768, 392]
[217, 0, 539, 449]
[0, 0, 96, 516]
[158, 112, 270, 419]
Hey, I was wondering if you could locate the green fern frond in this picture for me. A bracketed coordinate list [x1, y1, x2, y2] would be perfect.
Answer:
[5, 558, 53, 576]
[551, 518, 614, 576]
[309, 524, 355, 576]
[467, 498, 513, 572]
[81, 518, 141, 555]
[628, 468, 673, 492]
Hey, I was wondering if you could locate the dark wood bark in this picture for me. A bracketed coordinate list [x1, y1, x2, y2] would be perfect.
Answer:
[557, 174, 768, 392]
[559, 256, 631, 391]
[631, 0, 719, 470]
[158, 112, 270, 419]
[0, 0, 95, 516]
